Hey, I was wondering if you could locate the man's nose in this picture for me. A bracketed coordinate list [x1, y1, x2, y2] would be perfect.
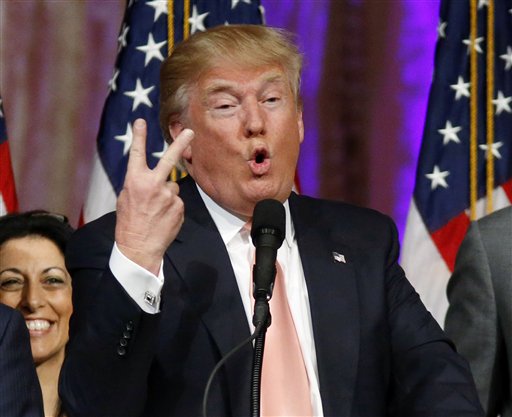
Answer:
[243, 99, 265, 137]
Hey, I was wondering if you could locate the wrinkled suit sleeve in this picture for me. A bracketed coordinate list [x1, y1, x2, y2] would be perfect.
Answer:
[445, 220, 504, 416]
[59, 214, 160, 417]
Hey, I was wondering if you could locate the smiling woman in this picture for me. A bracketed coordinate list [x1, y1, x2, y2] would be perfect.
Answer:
[0, 211, 74, 417]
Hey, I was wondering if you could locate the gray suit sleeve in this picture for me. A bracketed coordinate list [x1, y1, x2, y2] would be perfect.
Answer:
[445, 221, 501, 416]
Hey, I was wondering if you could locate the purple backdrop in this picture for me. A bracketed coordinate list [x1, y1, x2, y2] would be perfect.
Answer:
[264, 0, 440, 240]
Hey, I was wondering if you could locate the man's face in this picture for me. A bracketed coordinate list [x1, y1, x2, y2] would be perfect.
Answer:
[175, 63, 304, 218]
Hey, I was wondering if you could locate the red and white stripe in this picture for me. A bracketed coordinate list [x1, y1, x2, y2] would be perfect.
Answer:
[0, 139, 18, 216]
[402, 181, 512, 326]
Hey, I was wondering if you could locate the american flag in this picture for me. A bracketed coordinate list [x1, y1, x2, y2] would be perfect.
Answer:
[81, 0, 264, 224]
[402, 0, 512, 325]
[0, 95, 18, 216]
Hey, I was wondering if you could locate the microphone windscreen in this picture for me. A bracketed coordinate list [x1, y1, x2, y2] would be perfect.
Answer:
[250, 199, 285, 246]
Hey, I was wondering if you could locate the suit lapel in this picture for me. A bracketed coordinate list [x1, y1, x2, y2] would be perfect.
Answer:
[290, 194, 360, 416]
[165, 177, 252, 414]
[162, 182, 361, 415]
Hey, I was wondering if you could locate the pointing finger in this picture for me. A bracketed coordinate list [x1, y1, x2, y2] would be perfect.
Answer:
[154, 129, 195, 178]
[126, 119, 148, 173]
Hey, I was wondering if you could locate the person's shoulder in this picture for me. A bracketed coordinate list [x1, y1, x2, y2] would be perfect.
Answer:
[0, 302, 13, 315]
[477, 205, 512, 228]
[0, 304, 20, 339]
[468, 206, 512, 252]
[72, 211, 116, 239]
[66, 211, 117, 268]
[0, 303, 14, 324]
[290, 193, 393, 223]
[289, 193, 396, 240]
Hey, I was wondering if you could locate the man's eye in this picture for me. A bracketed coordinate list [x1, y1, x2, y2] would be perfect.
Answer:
[216, 104, 233, 110]
[264, 96, 281, 104]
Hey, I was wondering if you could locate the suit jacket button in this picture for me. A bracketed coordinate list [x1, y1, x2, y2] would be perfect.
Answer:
[117, 346, 127, 356]
[125, 321, 134, 331]
[119, 338, 128, 347]
[123, 330, 131, 339]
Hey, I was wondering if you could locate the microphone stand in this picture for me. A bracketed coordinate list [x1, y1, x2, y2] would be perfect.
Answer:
[248, 199, 285, 417]
[250, 299, 271, 417]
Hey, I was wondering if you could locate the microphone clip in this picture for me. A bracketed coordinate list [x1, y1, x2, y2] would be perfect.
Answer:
[252, 298, 272, 329]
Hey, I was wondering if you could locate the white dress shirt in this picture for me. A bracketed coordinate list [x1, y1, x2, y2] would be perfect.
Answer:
[109, 185, 324, 415]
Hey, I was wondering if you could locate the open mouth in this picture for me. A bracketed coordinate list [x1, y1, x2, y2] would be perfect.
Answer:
[253, 148, 268, 164]
[248, 148, 271, 175]
[26, 319, 52, 332]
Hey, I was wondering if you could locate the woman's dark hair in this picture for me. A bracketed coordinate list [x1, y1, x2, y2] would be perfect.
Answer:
[0, 210, 75, 255]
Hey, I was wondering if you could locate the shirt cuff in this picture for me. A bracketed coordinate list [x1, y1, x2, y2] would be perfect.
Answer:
[109, 243, 164, 314]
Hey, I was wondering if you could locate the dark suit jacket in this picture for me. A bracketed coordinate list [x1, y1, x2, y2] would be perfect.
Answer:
[445, 206, 512, 417]
[60, 176, 483, 417]
[0, 303, 43, 417]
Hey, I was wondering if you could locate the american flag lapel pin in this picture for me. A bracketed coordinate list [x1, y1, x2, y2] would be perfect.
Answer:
[332, 251, 346, 264]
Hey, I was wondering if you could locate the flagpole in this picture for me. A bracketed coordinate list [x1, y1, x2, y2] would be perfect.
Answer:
[485, 0, 495, 214]
[469, 0, 478, 220]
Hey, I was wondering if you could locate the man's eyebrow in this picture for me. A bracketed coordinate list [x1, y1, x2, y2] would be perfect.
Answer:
[203, 73, 287, 97]
[204, 81, 238, 97]
[261, 73, 287, 86]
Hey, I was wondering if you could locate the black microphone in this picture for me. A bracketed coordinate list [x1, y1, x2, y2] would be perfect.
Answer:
[250, 199, 285, 326]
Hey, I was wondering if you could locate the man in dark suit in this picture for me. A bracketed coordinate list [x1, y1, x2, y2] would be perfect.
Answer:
[60, 25, 484, 416]
[0, 303, 43, 417]
[445, 206, 512, 417]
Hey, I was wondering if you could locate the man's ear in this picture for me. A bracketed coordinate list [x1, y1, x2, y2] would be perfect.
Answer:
[169, 121, 184, 141]
[169, 121, 193, 163]
[297, 110, 304, 144]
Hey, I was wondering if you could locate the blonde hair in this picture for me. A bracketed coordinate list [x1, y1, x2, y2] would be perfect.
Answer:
[159, 24, 303, 142]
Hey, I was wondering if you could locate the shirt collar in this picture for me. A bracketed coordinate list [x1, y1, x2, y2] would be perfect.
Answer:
[196, 184, 294, 248]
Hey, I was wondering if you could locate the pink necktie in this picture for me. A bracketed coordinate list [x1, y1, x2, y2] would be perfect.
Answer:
[242, 222, 312, 416]
[258, 260, 313, 416]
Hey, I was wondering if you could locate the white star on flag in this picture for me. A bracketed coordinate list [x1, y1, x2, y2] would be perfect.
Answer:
[232, 0, 251, 9]
[118, 24, 129, 51]
[136, 33, 166, 66]
[500, 46, 512, 71]
[478, 0, 489, 8]
[425, 165, 450, 190]
[147, 0, 168, 22]
[450, 76, 470, 100]
[492, 90, 512, 115]
[124, 78, 155, 111]
[259, 5, 266, 24]
[463, 36, 484, 54]
[152, 141, 169, 159]
[82, 0, 264, 227]
[189, 5, 209, 34]
[115, 123, 133, 155]
[479, 141, 504, 159]
[438, 120, 462, 145]
[108, 69, 120, 93]
[437, 20, 447, 39]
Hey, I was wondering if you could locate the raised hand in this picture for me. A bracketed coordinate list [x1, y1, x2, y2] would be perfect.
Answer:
[115, 118, 194, 275]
